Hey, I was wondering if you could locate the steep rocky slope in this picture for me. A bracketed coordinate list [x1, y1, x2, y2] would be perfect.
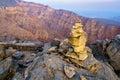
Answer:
[0, 2, 63, 42]
[0, 0, 120, 43]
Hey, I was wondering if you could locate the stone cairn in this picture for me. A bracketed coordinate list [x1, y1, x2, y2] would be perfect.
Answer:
[65, 20, 92, 61]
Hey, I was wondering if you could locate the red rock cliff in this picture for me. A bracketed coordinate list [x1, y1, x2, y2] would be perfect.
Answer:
[0, 1, 120, 43]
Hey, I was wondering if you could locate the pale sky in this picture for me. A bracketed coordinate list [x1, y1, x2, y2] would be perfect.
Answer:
[23, 0, 120, 18]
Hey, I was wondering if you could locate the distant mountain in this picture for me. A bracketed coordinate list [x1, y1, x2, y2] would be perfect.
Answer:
[0, 0, 120, 43]
[93, 18, 120, 26]
[110, 16, 120, 22]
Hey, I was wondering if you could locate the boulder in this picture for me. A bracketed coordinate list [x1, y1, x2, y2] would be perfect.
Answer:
[107, 40, 120, 71]
[89, 40, 111, 62]
[115, 34, 120, 43]
[25, 53, 95, 80]
[89, 37, 120, 77]
[69, 53, 119, 80]
[0, 57, 12, 79]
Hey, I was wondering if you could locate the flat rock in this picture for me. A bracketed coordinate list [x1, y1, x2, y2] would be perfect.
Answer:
[47, 47, 57, 53]
[12, 51, 24, 60]
[66, 52, 88, 61]
[64, 66, 75, 78]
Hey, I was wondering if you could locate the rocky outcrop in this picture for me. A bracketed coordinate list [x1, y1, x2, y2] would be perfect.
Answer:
[0, 38, 119, 80]
[106, 35, 120, 76]
[90, 34, 120, 77]
[8, 48, 118, 80]
[23, 53, 118, 80]
[0, 0, 120, 43]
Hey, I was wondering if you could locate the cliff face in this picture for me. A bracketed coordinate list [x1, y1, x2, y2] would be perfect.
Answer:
[0, 1, 120, 43]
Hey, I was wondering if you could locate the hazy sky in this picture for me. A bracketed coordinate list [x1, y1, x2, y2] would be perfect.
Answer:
[24, 0, 120, 18]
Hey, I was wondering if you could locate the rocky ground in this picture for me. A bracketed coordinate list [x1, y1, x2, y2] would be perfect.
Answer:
[0, 35, 120, 80]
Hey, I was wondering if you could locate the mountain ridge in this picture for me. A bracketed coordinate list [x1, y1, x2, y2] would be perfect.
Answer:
[93, 18, 120, 26]
[0, 0, 120, 43]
